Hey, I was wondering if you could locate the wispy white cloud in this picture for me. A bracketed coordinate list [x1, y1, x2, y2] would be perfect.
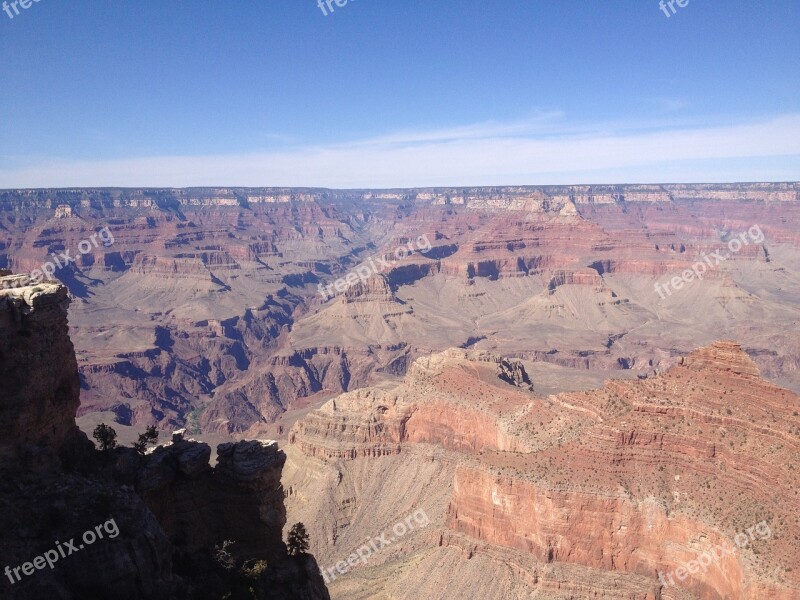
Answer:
[1, 114, 799, 188]
[344, 111, 566, 147]
[647, 97, 690, 112]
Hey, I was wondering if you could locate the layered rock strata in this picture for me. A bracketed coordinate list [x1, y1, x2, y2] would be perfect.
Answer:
[1, 185, 800, 440]
[288, 344, 800, 599]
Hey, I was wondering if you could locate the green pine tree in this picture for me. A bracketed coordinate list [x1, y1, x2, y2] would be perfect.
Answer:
[133, 425, 159, 456]
[287, 522, 310, 556]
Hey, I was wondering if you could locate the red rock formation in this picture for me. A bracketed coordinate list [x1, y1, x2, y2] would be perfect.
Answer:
[290, 350, 539, 458]
[289, 344, 800, 599]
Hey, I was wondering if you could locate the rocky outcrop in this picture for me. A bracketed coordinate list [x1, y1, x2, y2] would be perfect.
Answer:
[137, 437, 288, 562]
[0, 279, 178, 599]
[497, 356, 534, 390]
[290, 349, 539, 460]
[678, 339, 763, 378]
[288, 388, 406, 460]
[0, 280, 330, 600]
[342, 274, 396, 303]
[0, 277, 86, 464]
[546, 268, 604, 292]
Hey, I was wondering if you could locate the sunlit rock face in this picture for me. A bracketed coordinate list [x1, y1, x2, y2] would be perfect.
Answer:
[286, 344, 800, 599]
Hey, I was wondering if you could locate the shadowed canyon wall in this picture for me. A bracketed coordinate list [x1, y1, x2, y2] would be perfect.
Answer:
[0, 276, 329, 600]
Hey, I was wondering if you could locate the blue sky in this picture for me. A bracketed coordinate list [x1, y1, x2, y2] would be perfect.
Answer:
[0, 0, 798, 187]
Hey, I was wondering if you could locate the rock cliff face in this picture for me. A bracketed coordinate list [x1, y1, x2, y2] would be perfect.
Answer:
[286, 345, 800, 599]
[0, 276, 84, 464]
[0, 278, 178, 599]
[137, 437, 289, 562]
[289, 350, 537, 460]
[0, 279, 329, 600]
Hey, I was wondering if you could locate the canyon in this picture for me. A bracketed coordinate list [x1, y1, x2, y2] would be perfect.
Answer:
[1, 183, 799, 598]
[1, 184, 798, 440]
